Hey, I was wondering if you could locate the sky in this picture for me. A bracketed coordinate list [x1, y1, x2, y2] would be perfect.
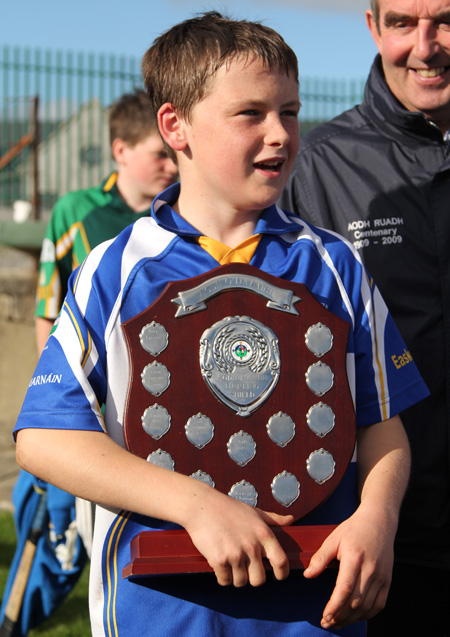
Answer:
[2, 0, 378, 82]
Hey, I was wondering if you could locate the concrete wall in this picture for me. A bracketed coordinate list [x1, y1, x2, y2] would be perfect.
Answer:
[0, 244, 40, 507]
[0, 245, 39, 456]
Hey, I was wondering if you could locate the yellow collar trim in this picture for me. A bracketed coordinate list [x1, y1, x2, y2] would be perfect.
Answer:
[198, 234, 262, 264]
[103, 172, 118, 192]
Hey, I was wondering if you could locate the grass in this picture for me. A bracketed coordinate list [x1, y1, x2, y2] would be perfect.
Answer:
[0, 511, 91, 636]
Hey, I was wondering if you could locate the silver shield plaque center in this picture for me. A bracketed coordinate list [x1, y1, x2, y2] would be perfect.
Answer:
[199, 315, 281, 417]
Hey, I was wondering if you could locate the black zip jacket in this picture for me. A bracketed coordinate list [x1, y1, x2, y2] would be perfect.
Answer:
[281, 55, 450, 569]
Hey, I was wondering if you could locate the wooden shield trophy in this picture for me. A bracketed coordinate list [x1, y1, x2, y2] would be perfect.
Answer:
[121, 263, 355, 578]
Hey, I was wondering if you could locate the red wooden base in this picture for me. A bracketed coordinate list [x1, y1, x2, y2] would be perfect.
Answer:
[122, 525, 336, 578]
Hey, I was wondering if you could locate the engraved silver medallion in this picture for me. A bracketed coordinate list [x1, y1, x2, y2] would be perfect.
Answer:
[271, 471, 300, 507]
[227, 430, 256, 467]
[200, 315, 281, 417]
[185, 413, 214, 449]
[139, 321, 169, 356]
[146, 449, 175, 471]
[266, 412, 296, 447]
[189, 470, 215, 488]
[141, 361, 171, 396]
[142, 403, 171, 440]
[306, 402, 335, 438]
[228, 480, 258, 507]
[305, 323, 333, 357]
[306, 449, 336, 484]
[305, 361, 334, 396]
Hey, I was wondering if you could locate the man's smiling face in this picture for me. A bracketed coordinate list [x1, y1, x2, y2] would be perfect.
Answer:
[367, 0, 450, 132]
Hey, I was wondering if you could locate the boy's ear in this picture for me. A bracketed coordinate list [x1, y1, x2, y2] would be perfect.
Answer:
[111, 138, 129, 165]
[158, 103, 188, 153]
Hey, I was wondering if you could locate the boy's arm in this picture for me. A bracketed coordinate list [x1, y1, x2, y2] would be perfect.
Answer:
[35, 317, 54, 355]
[15, 427, 292, 587]
[303, 414, 410, 630]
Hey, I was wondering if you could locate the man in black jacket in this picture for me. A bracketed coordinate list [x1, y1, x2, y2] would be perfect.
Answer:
[281, 1, 450, 634]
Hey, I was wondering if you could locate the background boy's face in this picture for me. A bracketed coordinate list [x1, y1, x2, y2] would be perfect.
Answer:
[178, 56, 300, 215]
[119, 133, 178, 199]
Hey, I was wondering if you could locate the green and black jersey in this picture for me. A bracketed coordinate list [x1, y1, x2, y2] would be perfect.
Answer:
[36, 173, 152, 319]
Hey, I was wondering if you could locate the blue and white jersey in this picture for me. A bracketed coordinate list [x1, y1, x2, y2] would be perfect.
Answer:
[15, 184, 428, 636]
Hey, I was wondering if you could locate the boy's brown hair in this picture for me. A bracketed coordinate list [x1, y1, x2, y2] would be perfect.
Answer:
[142, 11, 299, 123]
[108, 89, 158, 146]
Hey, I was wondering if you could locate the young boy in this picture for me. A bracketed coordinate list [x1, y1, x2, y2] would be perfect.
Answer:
[15, 12, 428, 636]
[35, 89, 178, 352]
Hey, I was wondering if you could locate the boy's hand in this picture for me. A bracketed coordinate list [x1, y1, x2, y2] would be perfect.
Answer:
[304, 415, 408, 630]
[183, 488, 293, 587]
[303, 504, 395, 630]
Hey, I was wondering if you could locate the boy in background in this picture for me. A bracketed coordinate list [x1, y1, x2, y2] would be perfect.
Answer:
[14, 13, 428, 636]
[36, 89, 177, 351]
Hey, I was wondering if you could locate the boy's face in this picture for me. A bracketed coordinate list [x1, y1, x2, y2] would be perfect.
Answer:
[118, 133, 178, 199]
[177, 56, 300, 216]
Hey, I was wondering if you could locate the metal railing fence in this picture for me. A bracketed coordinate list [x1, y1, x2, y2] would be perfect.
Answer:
[0, 45, 365, 219]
